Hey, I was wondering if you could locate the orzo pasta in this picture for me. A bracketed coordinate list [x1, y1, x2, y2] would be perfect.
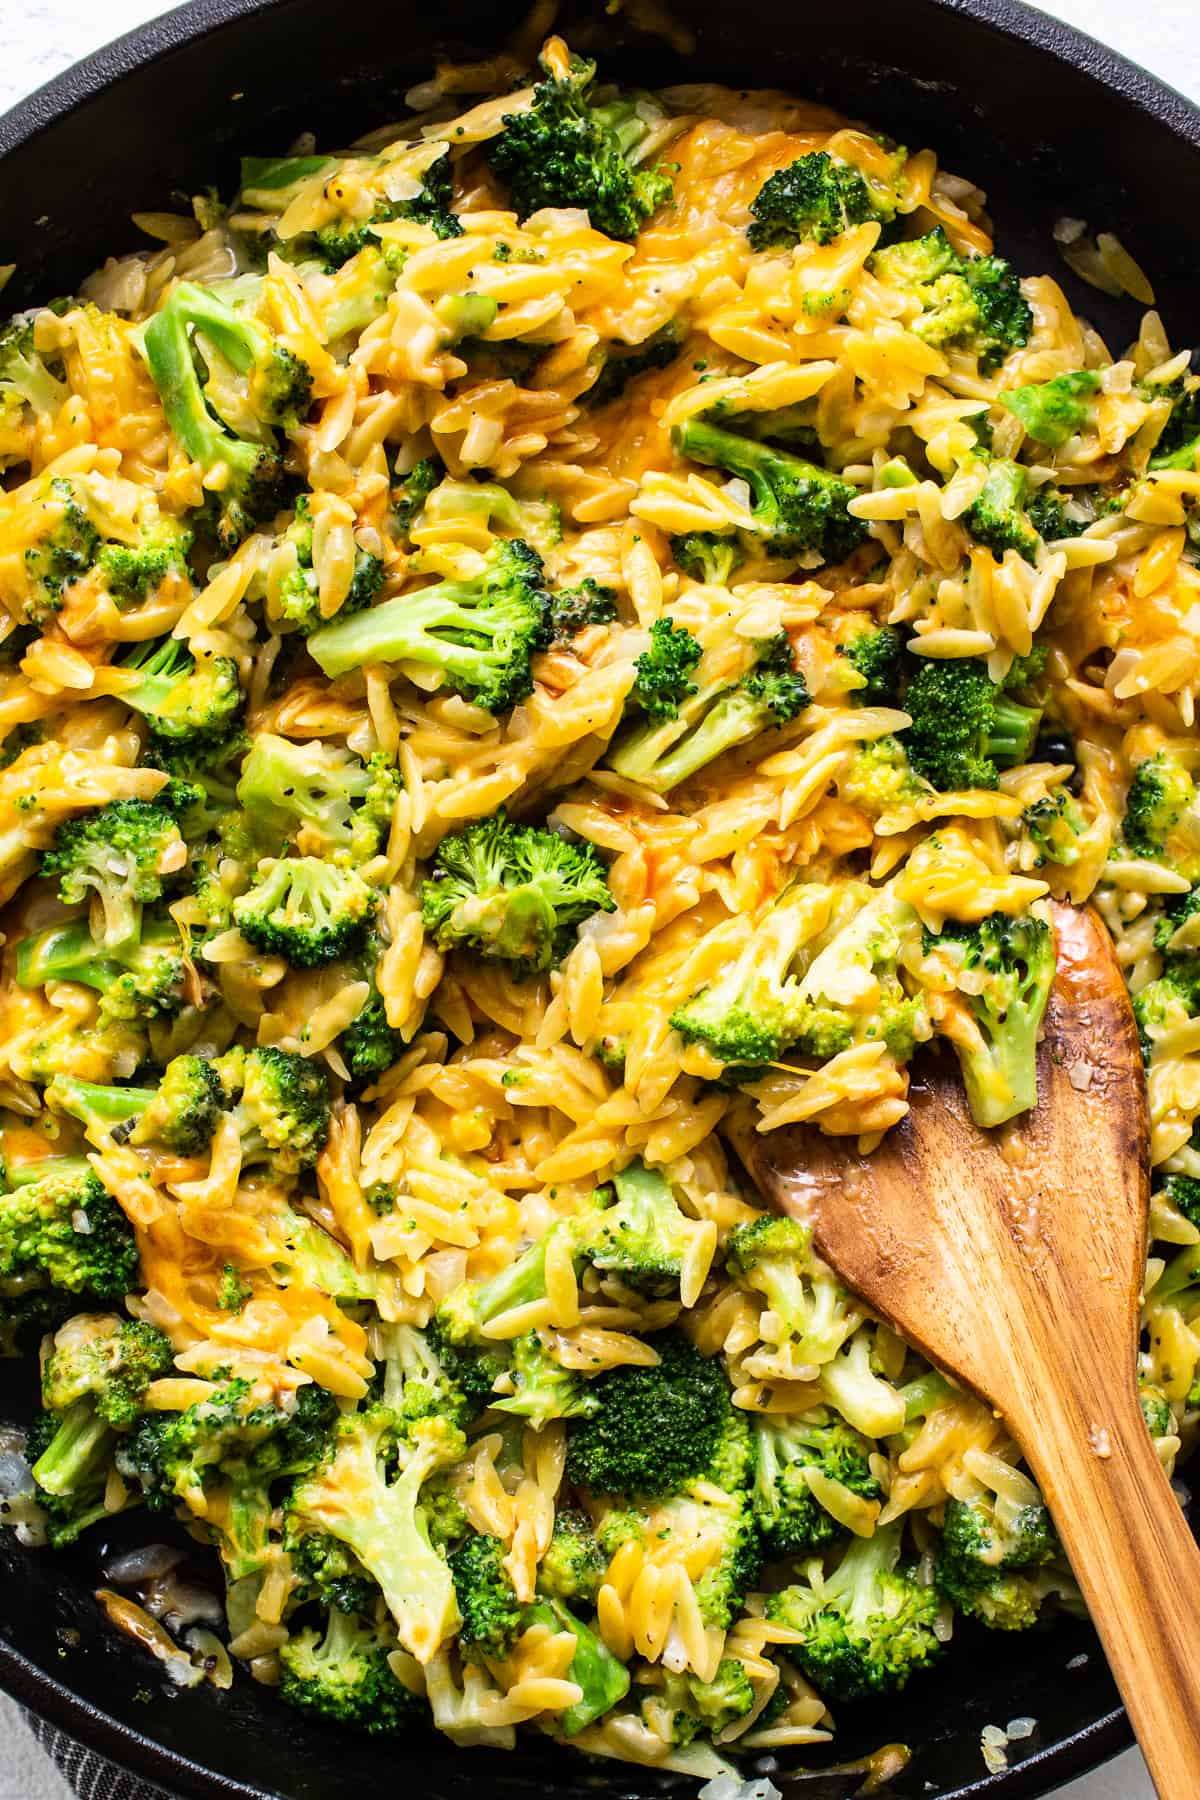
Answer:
[0, 33, 1195, 1778]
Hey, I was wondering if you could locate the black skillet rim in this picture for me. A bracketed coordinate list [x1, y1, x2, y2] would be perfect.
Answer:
[0, 0, 1196, 1791]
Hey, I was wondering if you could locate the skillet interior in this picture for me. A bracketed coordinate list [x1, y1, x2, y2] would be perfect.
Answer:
[0, 0, 1198, 1791]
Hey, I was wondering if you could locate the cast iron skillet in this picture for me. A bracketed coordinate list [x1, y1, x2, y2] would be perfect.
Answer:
[0, 0, 1198, 1792]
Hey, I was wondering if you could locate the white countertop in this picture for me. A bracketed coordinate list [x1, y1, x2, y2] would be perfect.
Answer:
[0, 0, 1194, 1793]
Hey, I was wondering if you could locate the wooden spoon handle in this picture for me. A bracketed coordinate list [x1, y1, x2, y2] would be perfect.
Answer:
[1014, 1381, 1200, 1799]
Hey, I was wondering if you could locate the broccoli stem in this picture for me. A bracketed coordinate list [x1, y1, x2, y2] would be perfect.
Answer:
[441, 1228, 569, 1339]
[31, 1398, 113, 1499]
[142, 298, 263, 478]
[6, 1158, 93, 1190]
[46, 1077, 152, 1136]
[310, 580, 512, 679]
[987, 696, 1042, 769]
[674, 415, 866, 562]
[612, 685, 781, 793]
[819, 1333, 906, 1437]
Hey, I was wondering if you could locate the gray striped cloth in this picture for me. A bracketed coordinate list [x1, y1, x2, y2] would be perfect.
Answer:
[26, 1715, 171, 1800]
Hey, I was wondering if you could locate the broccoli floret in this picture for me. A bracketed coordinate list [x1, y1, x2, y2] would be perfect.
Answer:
[525, 1597, 631, 1735]
[48, 1055, 223, 1158]
[131, 1054, 224, 1154]
[337, 939, 402, 1084]
[29, 1313, 172, 1530]
[1140, 1386, 1174, 1440]
[236, 734, 401, 863]
[537, 1508, 606, 1607]
[673, 884, 915, 1068]
[964, 461, 1040, 563]
[391, 456, 443, 539]
[654, 1660, 756, 1745]
[270, 498, 385, 635]
[905, 657, 1042, 791]
[1000, 370, 1101, 449]
[669, 532, 745, 587]
[1163, 1173, 1200, 1230]
[140, 282, 310, 549]
[17, 478, 99, 622]
[492, 1332, 600, 1431]
[1143, 371, 1200, 471]
[420, 813, 614, 976]
[10, 473, 190, 618]
[287, 1407, 465, 1663]
[41, 799, 185, 949]
[748, 150, 898, 250]
[768, 1523, 940, 1699]
[839, 624, 904, 705]
[936, 1488, 1056, 1631]
[143, 736, 244, 843]
[726, 1215, 856, 1365]
[287, 1540, 377, 1627]
[1132, 974, 1195, 1059]
[233, 856, 377, 967]
[565, 1329, 736, 1498]
[1124, 753, 1195, 862]
[1026, 483, 1126, 543]
[268, 1204, 379, 1304]
[0, 312, 68, 449]
[374, 1322, 475, 1432]
[630, 617, 702, 721]
[967, 255, 1036, 370]
[21, 1407, 116, 1546]
[487, 55, 673, 241]
[424, 1312, 511, 1414]
[216, 1045, 331, 1174]
[96, 533, 191, 607]
[840, 736, 928, 819]
[308, 538, 550, 712]
[1022, 791, 1088, 868]
[674, 416, 866, 564]
[548, 579, 618, 643]
[119, 1378, 337, 1578]
[609, 630, 811, 794]
[1155, 884, 1200, 962]
[448, 1530, 523, 1658]
[39, 1313, 171, 1434]
[433, 1220, 584, 1354]
[870, 227, 1032, 373]
[925, 911, 1055, 1127]
[118, 637, 243, 749]
[752, 1412, 881, 1558]
[25, 1400, 115, 1542]
[585, 1159, 709, 1295]
[670, 884, 828, 1067]
[0, 1165, 139, 1351]
[15, 917, 184, 1024]
[116, 1378, 326, 1512]
[285, 1525, 379, 1616]
[278, 1606, 422, 1734]
[217, 1264, 251, 1312]
[1025, 488, 1074, 542]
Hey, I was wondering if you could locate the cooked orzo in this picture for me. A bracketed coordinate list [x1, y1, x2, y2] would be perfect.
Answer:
[0, 30, 1196, 1777]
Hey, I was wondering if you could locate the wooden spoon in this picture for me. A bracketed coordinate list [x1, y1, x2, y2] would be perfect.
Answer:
[732, 900, 1200, 1800]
